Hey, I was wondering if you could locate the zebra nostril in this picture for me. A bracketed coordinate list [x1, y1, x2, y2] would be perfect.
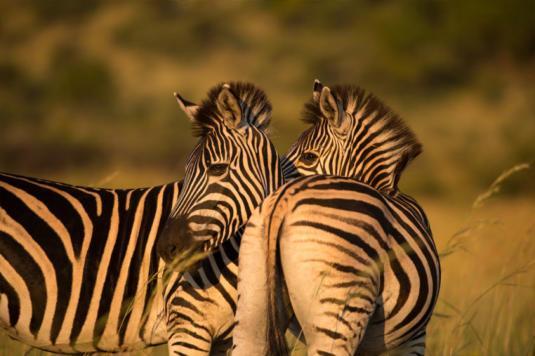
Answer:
[168, 245, 177, 259]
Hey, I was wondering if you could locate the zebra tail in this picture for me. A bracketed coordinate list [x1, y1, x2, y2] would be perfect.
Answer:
[265, 209, 289, 356]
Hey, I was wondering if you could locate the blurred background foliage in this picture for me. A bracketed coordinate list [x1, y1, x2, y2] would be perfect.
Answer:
[0, 1, 534, 355]
[0, 0, 533, 197]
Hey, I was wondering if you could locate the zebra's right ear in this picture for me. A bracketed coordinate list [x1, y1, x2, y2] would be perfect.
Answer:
[312, 79, 323, 102]
[174, 92, 199, 121]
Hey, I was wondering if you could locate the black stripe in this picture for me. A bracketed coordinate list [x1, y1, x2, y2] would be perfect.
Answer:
[213, 247, 237, 288]
[171, 341, 208, 352]
[293, 220, 380, 267]
[171, 327, 211, 343]
[171, 296, 205, 317]
[169, 311, 212, 335]
[0, 231, 45, 334]
[314, 325, 347, 341]
[202, 258, 236, 313]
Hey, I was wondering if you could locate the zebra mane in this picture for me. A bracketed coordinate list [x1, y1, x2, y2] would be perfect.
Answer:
[192, 81, 272, 137]
[303, 84, 422, 185]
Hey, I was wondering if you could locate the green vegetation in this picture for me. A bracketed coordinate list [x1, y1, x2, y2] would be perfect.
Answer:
[1, 0, 533, 195]
[0, 1, 533, 354]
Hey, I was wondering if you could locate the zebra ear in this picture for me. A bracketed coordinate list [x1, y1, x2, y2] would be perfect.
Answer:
[312, 79, 323, 102]
[319, 86, 348, 135]
[174, 92, 199, 121]
[216, 84, 243, 129]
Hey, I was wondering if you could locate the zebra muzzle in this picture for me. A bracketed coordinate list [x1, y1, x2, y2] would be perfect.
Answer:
[157, 215, 203, 264]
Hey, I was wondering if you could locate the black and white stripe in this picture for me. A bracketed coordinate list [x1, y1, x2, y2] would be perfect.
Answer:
[156, 82, 283, 355]
[0, 172, 180, 353]
[233, 81, 440, 355]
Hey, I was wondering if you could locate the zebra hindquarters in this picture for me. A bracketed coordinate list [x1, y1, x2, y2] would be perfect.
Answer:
[279, 221, 383, 356]
[233, 195, 286, 356]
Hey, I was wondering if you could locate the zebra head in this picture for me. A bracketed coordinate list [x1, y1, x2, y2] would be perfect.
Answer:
[282, 79, 422, 192]
[157, 82, 281, 264]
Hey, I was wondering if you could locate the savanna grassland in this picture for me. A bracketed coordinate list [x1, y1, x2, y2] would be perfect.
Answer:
[0, 1, 533, 355]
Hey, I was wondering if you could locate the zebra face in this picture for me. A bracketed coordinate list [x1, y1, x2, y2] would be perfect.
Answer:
[283, 80, 422, 191]
[157, 82, 280, 265]
[282, 120, 344, 179]
[282, 81, 354, 180]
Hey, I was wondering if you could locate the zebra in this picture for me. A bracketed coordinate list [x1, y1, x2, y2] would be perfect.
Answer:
[0, 171, 181, 353]
[0, 81, 255, 354]
[0, 81, 279, 355]
[233, 81, 441, 355]
[155, 81, 284, 355]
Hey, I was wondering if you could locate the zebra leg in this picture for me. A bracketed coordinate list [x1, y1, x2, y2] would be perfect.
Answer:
[232, 207, 270, 355]
[279, 228, 381, 356]
[165, 277, 235, 355]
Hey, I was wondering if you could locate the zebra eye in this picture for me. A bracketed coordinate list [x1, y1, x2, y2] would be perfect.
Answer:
[300, 151, 318, 165]
[207, 163, 228, 176]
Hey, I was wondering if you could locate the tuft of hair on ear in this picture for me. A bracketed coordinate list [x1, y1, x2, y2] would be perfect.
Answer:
[192, 81, 272, 137]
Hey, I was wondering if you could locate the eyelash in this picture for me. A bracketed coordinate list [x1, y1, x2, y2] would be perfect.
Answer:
[207, 163, 228, 176]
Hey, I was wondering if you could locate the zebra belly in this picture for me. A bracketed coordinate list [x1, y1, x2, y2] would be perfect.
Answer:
[0, 319, 166, 353]
[0, 315, 167, 353]
[0, 277, 167, 353]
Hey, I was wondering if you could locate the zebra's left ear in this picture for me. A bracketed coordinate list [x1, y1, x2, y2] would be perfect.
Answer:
[319, 86, 349, 135]
[174, 92, 199, 121]
[216, 84, 244, 129]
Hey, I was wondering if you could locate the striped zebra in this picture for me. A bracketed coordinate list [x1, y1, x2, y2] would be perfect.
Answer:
[233, 81, 441, 355]
[0, 81, 278, 355]
[0, 172, 180, 353]
[155, 82, 284, 355]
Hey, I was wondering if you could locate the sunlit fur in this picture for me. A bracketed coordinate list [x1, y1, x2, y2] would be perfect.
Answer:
[0, 172, 180, 353]
[159, 82, 281, 261]
[234, 83, 440, 356]
[159, 82, 284, 355]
